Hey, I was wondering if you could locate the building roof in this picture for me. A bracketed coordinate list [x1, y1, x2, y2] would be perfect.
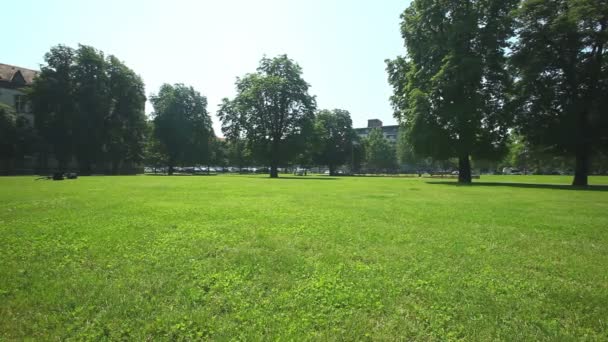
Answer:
[354, 125, 399, 132]
[0, 63, 38, 86]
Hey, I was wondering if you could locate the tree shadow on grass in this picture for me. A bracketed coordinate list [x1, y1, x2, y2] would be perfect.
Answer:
[427, 181, 608, 192]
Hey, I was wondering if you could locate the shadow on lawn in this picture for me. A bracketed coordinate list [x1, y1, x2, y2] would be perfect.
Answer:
[427, 181, 608, 192]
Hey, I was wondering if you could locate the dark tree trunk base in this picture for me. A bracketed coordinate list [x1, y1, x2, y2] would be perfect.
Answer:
[270, 164, 279, 178]
[572, 145, 590, 187]
[458, 154, 472, 184]
[572, 176, 588, 187]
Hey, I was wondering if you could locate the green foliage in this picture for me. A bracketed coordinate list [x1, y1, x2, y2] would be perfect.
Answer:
[211, 138, 229, 167]
[105, 56, 147, 172]
[502, 136, 572, 174]
[227, 139, 253, 170]
[0, 104, 18, 163]
[150, 84, 214, 174]
[365, 128, 397, 172]
[0, 105, 37, 174]
[387, 0, 518, 183]
[73, 45, 110, 173]
[143, 121, 168, 169]
[350, 134, 366, 173]
[1, 175, 608, 340]
[29, 45, 76, 168]
[312, 109, 354, 175]
[28, 44, 147, 173]
[511, 0, 608, 185]
[219, 55, 316, 177]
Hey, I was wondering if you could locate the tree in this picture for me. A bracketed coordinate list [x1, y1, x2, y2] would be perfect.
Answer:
[0, 104, 18, 174]
[313, 109, 354, 175]
[143, 120, 167, 172]
[387, 0, 518, 183]
[351, 134, 366, 174]
[511, 0, 608, 186]
[105, 55, 147, 174]
[29, 44, 148, 174]
[73, 45, 110, 174]
[29, 45, 77, 171]
[219, 55, 316, 178]
[211, 138, 229, 169]
[150, 84, 213, 175]
[365, 128, 397, 172]
[502, 135, 572, 175]
[396, 127, 422, 172]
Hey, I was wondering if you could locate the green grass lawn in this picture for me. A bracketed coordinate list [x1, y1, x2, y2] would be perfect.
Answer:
[1, 175, 607, 340]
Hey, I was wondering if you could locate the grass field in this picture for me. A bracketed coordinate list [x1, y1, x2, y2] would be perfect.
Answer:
[1, 175, 607, 340]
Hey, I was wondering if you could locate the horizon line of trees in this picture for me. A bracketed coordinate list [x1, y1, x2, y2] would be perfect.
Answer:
[2, 0, 607, 188]
[0, 45, 403, 177]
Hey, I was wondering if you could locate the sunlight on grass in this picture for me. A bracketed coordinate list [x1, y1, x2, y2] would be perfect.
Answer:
[1, 175, 607, 340]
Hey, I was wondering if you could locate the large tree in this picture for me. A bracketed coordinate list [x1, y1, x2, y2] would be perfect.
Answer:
[150, 83, 213, 175]
[219, 55, 316, 178]
[73, 45, 110, 174]
[387, 0, 518, 183]
[0, 104, 18, 174]
[29, 44, 147, 174]
[502, 135, 571, 174]
[365, 128, 397, 173]
[511, 0, 608, 186]
[105, 56, 147, 174]
[312, 109, 354, 176]
[29, 45, 77, 170]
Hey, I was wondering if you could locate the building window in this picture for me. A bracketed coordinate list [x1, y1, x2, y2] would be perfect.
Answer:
[14, 95, 27, 114]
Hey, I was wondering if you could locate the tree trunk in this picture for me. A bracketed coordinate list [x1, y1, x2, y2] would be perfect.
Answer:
[168, 164, 174, 175]
[572, 105, 591, 186]
[329, 164, 335, 176]
[79, 159, 92, 175]
[270, 162, 279, 178]
[458, 154, 472, 184]
[269, 139, 279, 178]
[572, 147, 589, 186]
[111, 159, 120, 175]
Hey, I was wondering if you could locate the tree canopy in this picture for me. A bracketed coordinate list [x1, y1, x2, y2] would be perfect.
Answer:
[218, 55, 316, 178]
[29, 44, 147, 174]
[313, 109, 354, 175]
[365, 128, 397, 172]
[150, 84, 214, 175]
[387, 0, 518, 183]
[511, 0, 608, 186]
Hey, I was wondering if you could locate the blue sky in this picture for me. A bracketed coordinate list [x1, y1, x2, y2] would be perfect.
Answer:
[4, 0, 410, 135]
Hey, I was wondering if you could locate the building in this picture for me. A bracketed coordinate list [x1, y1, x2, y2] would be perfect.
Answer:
[0, 63, 38, 120]
[354, 119, 399, 143]
[0, 63, 39, 174]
